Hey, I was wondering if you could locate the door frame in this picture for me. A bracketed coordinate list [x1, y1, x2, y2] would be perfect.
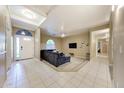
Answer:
[13, 35, 34, 61]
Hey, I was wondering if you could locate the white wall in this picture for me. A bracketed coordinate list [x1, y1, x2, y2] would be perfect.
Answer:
[34, 28, 41, 60]
[5, 6, 12, 71]
[112, 6, 124, 88]
[0, 5, 12, 87]
[62, 32, 89, 59]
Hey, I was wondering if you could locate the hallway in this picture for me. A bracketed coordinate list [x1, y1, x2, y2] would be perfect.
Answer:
[3, 57, 112, 88]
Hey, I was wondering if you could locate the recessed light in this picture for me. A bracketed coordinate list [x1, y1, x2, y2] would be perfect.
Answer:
[23, 9, 35, 19]
[61, 33, 65, 38]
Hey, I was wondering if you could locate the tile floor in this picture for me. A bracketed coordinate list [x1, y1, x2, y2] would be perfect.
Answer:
[43, 57, 88, 72]
[3, 57, 112, 88]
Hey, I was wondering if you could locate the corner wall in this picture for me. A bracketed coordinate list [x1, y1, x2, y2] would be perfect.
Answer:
[90, 24, 109, 59]
[34, 28, 41, 60]
[5, 6, 12, 71]
[62, 32, 89, 59]
[40, 32, 62, 51]
[112, 6, 124, 87]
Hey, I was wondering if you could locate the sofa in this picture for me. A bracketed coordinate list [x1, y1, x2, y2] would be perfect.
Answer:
[40, 50, 70, 67]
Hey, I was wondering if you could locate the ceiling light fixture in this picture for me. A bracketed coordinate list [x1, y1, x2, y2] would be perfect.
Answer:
[23, 9, 35, 19]
[112, 5, 115, 12]
[61, 33, 65, 38]
[60, 23, 65, 38]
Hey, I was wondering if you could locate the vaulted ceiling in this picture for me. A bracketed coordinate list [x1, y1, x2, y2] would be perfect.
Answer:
[8, 5, 112, 37]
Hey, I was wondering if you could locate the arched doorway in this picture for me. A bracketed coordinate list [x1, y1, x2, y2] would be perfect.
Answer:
[14, 29, 34, 60]
[46, 39, 56, 50]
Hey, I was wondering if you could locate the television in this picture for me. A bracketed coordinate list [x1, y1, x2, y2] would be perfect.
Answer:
[69, 43, 77, 48]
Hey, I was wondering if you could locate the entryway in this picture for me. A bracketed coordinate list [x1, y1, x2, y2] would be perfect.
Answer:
[14, 30, 34, 61]
[90, 28, 110, 58]
[96, 38, 109, 57]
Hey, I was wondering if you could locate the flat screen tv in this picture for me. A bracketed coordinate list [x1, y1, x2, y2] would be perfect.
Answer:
[69, 43, 77, 48]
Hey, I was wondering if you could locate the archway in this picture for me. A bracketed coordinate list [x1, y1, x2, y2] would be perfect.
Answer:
[46, 39, 56, 49]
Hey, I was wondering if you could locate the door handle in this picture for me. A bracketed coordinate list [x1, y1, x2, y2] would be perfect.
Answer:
[21, 46, 23, 50]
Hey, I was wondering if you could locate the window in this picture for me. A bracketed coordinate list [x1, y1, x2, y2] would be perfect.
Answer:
[16, 29, 32, 37]
[46, 39, 56, 49]
[16, 37, 20, 58]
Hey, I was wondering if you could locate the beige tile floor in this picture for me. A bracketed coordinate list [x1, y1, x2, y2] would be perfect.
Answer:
[3, 57, 112, 88]
[43, 57, 88, 72]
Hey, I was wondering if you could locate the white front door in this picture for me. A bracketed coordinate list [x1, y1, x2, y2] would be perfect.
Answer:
[15, 35, 34, 60]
